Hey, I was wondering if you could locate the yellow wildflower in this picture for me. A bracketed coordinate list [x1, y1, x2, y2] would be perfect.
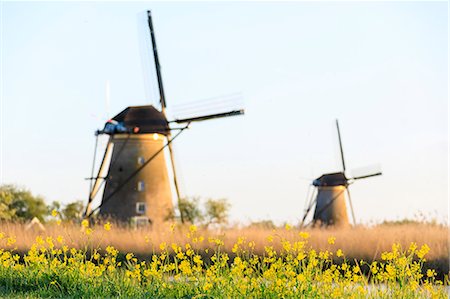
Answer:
[6, 236, 16, 246]
[104, 222, 111, 231]
[81, 219, 89, 228]
[299, 231, 310, 239]
[203, 282, 212, 291]
[189, 224, 197, 233]
[417, 244, 430, 259]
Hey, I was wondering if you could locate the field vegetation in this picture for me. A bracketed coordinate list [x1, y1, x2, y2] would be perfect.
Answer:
[0, 185, 447, 297]
[0, 219, 447, 298]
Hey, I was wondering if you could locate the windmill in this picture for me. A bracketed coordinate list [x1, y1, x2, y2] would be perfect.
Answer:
[300, 120, 382, 227]
[83, 11, 244, 226]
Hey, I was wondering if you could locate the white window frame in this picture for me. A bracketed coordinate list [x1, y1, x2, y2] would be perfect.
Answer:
[137, 156, 145, 165]
[136, 202, 146, 214]
[137, 181, 145, 192]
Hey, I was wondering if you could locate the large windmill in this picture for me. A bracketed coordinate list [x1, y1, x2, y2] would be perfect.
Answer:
[83, 11, 244, 225]
[301, 120, 382, 227]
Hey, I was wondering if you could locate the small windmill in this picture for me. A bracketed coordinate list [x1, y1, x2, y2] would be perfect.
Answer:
[83, 11, 244, 225]
[301, 120, 382, 227]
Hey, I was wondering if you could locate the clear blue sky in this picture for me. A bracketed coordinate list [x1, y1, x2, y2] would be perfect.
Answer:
[1, 1, 448, 224]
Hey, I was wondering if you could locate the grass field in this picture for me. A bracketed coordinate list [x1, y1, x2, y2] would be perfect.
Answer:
[0, 221, 447, 298]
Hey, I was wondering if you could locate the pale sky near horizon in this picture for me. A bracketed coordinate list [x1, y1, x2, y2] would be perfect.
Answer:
[1, 1, 448, 225]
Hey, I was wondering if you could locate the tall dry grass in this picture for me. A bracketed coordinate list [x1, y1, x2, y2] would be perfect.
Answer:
[2, 222, 447, 262]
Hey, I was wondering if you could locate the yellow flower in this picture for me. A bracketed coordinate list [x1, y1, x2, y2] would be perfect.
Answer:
[299, 231, 310, 239]
[285, 223, 292, 231]
[126, 253, 134, 261]
[81, 219, 89, 228]
[104, 222, 111, 231]
[248, 241, 255, 249]
[7, 236, 16, 246]
[56, 220, 62, 226]
[327, 236, 336, 245]
[336, 249, 343, 257]
[194, 255, 203, 265]
[408, 242, 417, 253]
[159, 242, 167, 251]
[297, 273, 306, 282]
[203, 282, 212, 291]
[417, 244, 430, 259]
[426, 269, 436, 278]
[189, 224, 197, 233]
[51, 209, 58, 217]
[106, 245, 118, 256]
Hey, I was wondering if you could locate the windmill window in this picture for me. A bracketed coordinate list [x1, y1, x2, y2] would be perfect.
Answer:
[137, 181, 145, 191]
[136, 202, 146, 214]
[137, 157, 145, 165]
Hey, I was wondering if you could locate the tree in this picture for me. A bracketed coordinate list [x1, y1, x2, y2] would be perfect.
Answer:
[0, 186, 16, 220]
[61, 200, 84, 222]
[204, 198, 230, 227]
[0, 184, 47, 221]
[178, 197, 203, 224]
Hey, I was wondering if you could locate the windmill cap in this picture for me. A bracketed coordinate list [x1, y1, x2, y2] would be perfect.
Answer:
[313, 172, 347, 187]
[110, 105, 169, 135]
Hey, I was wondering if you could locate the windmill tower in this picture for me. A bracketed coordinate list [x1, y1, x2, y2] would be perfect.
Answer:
[301, 120, 382, 227]
[84, 11, 244, 225]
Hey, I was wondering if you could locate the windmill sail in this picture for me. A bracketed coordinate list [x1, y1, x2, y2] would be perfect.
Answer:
[349, 164, 382, 180]
[147, 10, 166, 110]
[172, 109, 244, 124]
[336, 119, 346, 172]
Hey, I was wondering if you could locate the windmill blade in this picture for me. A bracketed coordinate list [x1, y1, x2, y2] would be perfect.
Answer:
[336, 119, 346, 172]
[166, 135, 184, 223]
[84, 137, 114, 217]
[351, 172, 382, 180]
[345, 187, 356, 226]
[300, 186, 317, 227]
[171, 92, 244, 118]
[147, 10, 167, 110]
[350, 164, 382, 181]
[171, 109, 244, 124]
[88, 134, 100, 198]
